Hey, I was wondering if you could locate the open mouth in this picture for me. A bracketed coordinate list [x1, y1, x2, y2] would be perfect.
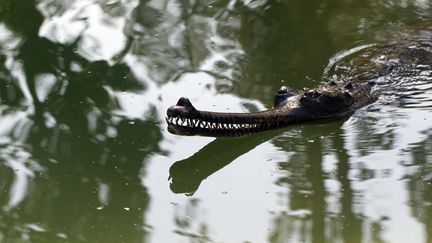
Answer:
[165, 116, 259, 130]
[165, 97, 268, 136]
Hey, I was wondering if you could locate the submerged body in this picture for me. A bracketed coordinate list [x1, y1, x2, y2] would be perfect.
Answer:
[166, 26, 432, 137]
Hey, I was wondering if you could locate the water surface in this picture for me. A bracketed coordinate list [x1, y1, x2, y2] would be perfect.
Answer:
[1, 0, 432, 242]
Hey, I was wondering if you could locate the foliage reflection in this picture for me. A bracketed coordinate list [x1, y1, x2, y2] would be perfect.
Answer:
[1, 0, 432, 242]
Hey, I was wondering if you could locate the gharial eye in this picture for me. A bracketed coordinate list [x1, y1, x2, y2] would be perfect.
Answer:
[274, 86, 297, 107]
[305, 90, 320, 98]
[299, 96, 309, 104]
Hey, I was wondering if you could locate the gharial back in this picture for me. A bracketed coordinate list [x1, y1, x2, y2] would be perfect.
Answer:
[328, 24, 432, 94]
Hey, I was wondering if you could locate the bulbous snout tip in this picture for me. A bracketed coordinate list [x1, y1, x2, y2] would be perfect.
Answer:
[176, 97, 192, 107]
[167, 97, 197, 117]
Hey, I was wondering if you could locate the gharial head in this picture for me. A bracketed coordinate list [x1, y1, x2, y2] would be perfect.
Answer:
[166, 81, 364, 137]
[273, 82, 354, 115]
[297, 87, 354, 115]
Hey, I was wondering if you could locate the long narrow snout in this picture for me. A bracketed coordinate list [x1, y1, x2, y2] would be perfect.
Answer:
[165, 97, 321, 136]
[165, 97, 294, 136]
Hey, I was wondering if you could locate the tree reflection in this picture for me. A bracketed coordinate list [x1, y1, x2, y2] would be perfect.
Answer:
[1, 0, 432, 242]
[173, 198, 211, 242]
[122, 0, 239, 85]
[0, 0, 159, 241]
[237, 0, 334, 105]
[270, 124, 376, 243]
[406, 132, 432, 243]
[0, 54, 23, 107]
[333, 126, 362, 243]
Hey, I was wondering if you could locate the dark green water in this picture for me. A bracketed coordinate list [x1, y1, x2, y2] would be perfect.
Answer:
[1, 0, 432, 242]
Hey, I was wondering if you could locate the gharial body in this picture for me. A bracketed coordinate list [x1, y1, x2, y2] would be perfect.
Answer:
[166, 26, 432, 137]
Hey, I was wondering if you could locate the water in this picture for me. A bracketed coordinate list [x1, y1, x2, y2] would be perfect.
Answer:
[1, 0, 432, 242]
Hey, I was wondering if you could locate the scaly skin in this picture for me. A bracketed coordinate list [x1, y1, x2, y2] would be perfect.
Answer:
[166, 81, 377, 136]
[166, 25, 432, 137]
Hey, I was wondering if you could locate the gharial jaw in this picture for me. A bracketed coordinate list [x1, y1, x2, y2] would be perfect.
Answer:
[165, 97, 294, 136]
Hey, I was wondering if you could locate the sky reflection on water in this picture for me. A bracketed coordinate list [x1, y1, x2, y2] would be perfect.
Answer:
[1, 0, 432, 242]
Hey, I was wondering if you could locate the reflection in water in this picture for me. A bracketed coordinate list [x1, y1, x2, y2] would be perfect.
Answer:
[0, 0, 160, 241]
[169, 129, 281, 195]
[406, 132, 432, 243]
[1, 0, 432, 242]
[268, 124, 369, 243]
[238, 0, 334, 105]
[173, 198, 211, 242]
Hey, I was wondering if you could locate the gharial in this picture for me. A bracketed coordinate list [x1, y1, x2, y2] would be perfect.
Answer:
[166, 26, 432, 137]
